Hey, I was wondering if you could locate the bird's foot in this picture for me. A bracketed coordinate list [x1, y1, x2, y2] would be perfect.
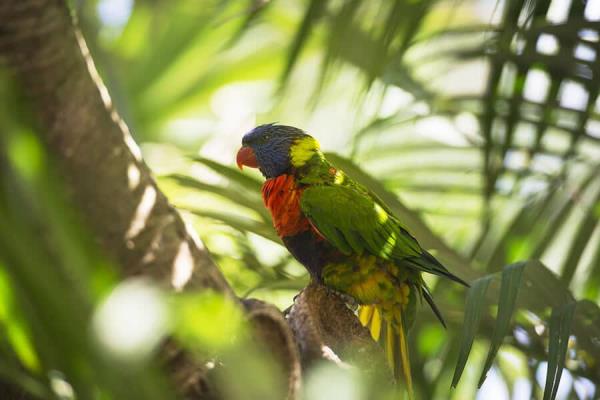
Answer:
[324, 286, 359, 312]
[283, 287, 306, 317]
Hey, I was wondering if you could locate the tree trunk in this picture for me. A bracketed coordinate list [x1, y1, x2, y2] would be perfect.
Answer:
[0, 0, 229, 294]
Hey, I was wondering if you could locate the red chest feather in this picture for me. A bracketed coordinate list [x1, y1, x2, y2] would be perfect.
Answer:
[262, 175, 310, 237]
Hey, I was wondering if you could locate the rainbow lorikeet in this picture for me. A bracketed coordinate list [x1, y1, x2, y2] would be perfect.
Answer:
[236, 124, 468, 396]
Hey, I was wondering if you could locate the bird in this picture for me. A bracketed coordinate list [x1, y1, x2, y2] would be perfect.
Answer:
[236, 124, 468, 398]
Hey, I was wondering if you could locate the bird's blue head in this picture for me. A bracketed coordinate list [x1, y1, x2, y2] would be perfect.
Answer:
[236, 124, 320, 178]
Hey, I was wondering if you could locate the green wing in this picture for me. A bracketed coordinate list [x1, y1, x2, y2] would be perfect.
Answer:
[300, 183, 468, 285]
[300, 184, 420, 258]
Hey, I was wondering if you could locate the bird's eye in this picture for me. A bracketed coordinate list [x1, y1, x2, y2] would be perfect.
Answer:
[261, 134, 271, 142]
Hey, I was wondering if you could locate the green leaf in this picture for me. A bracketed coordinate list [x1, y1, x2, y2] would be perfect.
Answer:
[167, 173, 270, 221]
[190, 156, 263, 191]
[543, 302, 576, 400]
[451, 275, 493, 388]
[171, 291, 247, 350]
[559, 186, 600, 285]
[223, 0, 273, 49]
[280, 0, 330, 85]
[529, 172, 599, 260]
[185, 208, 281, 244]
[478, 262, 526, 387]
[0, 359, 50, 399]
[583, 240, 600, 299]
[244, 277, 308, 297]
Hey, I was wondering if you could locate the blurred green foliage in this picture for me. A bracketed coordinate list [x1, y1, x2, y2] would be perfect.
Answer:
[2, 0, 600, 399]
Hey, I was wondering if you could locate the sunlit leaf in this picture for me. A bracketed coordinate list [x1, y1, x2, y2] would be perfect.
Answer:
[223, 0, 273, 48]
[559, 187, 600, 285]
[167, 173, 269, 221]
[171, 291, 246, 350]
[0, 268, 39, 372]
[185, 208, 280, 243]
[191, 156, 263, 191]
[280, 0, 330, 85]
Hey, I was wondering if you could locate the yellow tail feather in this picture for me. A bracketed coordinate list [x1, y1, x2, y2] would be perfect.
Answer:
[358, 305, 374, 325]
[396, 309, 414, 399]
[358, 305, 414, 400]
[386, 320, 395, 368]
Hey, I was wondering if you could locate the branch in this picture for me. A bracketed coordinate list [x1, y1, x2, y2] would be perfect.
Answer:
[287, 284, 390, 380]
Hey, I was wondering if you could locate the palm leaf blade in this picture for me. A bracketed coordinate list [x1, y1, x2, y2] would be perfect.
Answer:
[451, 275, 493, 387]
[478, 262, 526, 387]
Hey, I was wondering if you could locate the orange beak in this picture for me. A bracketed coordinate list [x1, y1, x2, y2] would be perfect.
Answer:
[236, 146, 258, 170]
